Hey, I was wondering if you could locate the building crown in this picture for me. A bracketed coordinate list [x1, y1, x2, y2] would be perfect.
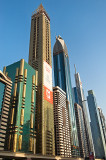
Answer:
[88, 90, 94, 95]
[32, 4, 50, 20]
[53, 35, 68, 57]
[36, 4, 44, 13]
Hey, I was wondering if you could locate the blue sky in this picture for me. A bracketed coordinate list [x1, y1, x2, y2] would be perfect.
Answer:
[0, 0, 106, 118]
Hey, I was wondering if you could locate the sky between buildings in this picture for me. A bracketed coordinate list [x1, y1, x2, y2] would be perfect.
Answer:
[0, 0, 106, 119]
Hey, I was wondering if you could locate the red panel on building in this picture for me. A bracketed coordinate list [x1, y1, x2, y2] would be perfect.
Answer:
[44, 86, 53, 104]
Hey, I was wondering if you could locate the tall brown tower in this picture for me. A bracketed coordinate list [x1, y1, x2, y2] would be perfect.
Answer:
[28, 4, 55, 155]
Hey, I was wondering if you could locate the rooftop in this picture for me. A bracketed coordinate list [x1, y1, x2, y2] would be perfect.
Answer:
[53, 35, 68, 56]
[88, 90, 94, 95]
[32, 4, 50, 21]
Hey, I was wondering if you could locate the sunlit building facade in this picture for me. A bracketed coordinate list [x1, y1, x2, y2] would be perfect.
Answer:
[53, 86, 71, 157]
[53, 36, 79, 156]
[28, 4, 55, 155]
[87, 90, 106, 159]
[0, 70, 12, 151]
[5, 59, 37, 153]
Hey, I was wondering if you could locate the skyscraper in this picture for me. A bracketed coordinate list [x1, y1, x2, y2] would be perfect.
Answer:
[5, 59, 37, 153]
[74, 103, 89, 158]
[87, 90, 106, 159]
[0, 70, 12, 151]
[28, 4, 55, 155]
[98, 107, 106, 144]
[74, 67, 94, 154]
[72, 87, 78, 104]
[53, 86, 71, 157]
[53, 35, 79, 156]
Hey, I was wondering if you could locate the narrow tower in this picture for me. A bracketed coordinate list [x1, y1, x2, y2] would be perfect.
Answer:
[74, 67, 94, 155]
[87, 90, 106, 159]
[28, 4, 55, 155]
[98, 107, 106, 144]
[74, 103, 89, 158]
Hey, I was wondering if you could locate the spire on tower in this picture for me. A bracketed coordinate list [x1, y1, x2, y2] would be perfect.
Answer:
[36, 3, 44, 12]
[74, 64, 77, 74]
[32, 3, 44, 15]
[32, 4, 50, 21]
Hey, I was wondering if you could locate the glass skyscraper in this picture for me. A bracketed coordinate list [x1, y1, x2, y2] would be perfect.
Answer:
[74, 68, 94, 154]
[72, 87, 78, 104]
[73, 87, 89, 158]
[74, 103, 89, 158]
[87, 90, 106, 159]
[5, 59, 37, 153]
[53, 35, 79, 156]
[98, 107, 106, 144]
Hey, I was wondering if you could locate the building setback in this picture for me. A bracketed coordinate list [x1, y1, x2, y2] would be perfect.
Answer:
[0, 70, 12, 151]
[4, 59, 37, 153]
[74, 103, 89, 158]
[28, 4, 55, 155]
[53, 86, 71, 157]
[87, 90, 106, 159]
[53, 35, 79, 157]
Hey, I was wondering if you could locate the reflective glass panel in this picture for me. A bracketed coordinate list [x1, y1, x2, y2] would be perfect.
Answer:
[0, 82, 5, 115]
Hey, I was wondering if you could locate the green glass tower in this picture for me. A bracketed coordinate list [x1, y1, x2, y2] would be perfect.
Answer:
[5, 59, 37, 153]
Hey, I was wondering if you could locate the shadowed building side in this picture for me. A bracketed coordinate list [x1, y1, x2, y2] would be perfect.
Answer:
[98, 107, 106, 145]
[74, 103, 89, 158]
[74, 68, 94, 155]
[87, 90, 106, 159]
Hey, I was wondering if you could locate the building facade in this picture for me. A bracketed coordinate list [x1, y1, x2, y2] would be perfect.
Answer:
[4, 59, 37, 153]
[98, 107, 106, 144]
[28, 4, 55, 155]
[74, 103, 89, 158]
[53, 36, 79, 156]
[74, 68, 94, 154]
[72, 87, 78, 104]
[87, 90, 106, 159]
[0, 70, 12, 151]
[53, 86, 71, 157]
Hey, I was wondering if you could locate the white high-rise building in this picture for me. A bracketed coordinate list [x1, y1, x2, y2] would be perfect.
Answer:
[53, 86, 72, 157]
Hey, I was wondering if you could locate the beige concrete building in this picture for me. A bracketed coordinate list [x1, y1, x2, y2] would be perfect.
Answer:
[53, 86, 71, 157]
[28, 4, 55, 155]
[0, 70, 12, 151]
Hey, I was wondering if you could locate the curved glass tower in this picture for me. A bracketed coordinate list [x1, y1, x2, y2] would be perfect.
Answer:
[53, 36, 79, 156]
